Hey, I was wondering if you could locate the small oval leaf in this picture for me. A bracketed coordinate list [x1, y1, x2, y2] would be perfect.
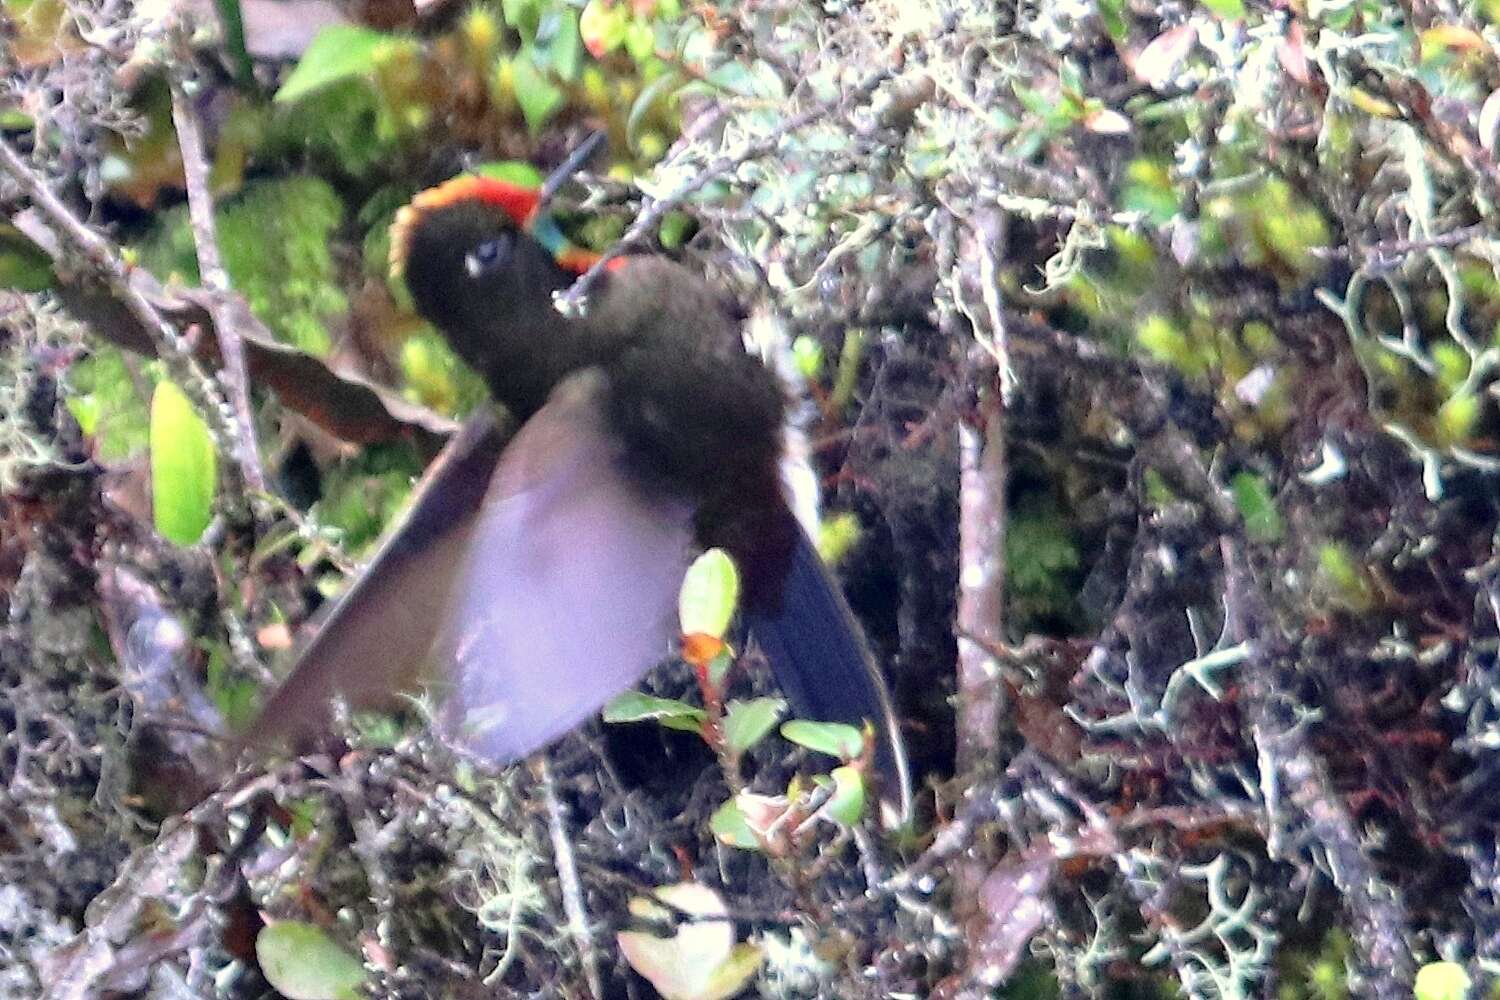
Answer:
[780, 720, 865, 761]
[1200, 0, 1244, 18]
[603, 691, 706, 731]
[721, 697, 785, 757]
[0, 223, 55, 291]
[256, 920, 367, 1000]
[150, 380, 216, 546]
[825, 765, 866, 826]
[1414, 961, 1471, 1000]
[627, 70, 683, 153]
[709, 798, 760, 850]
[474, 160, 547, 188]
[679, 549, 740, 640]
[580, 0, 629, 57]
[512, 51, 566, 133]
[699, 943, 764, 1000]
[274, 25, 391, 104]
[618, 883, 759, 1000]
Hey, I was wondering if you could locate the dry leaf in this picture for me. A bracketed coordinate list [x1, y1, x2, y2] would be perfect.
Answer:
[1135, 24, 1197, 90]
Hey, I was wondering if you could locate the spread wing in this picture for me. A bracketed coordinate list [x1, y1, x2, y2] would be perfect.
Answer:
[250, 370, 695, 764]
[429, 369, 696, 760]
[248, 413, 508, 750]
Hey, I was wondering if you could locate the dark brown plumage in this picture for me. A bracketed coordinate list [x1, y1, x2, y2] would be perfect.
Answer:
[253, 178, 912, 817]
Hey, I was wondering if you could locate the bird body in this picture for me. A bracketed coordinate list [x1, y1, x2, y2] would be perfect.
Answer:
[254, 175, 911, 817]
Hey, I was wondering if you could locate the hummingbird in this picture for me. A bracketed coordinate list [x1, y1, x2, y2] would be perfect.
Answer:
[252, 170, 912, 818]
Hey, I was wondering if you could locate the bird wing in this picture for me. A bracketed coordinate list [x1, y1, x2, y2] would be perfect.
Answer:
[429, 368, 696, 761]
[249, 411, 508, 750]
[744, 527, 914, 824]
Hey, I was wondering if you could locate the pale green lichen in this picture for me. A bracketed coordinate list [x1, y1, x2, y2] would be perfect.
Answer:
[0, 296, 72, 490]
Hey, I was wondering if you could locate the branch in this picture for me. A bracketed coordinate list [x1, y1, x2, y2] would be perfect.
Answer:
[954, 377, 1007, 778]
[0, 135, 251, 516]
[534, 755, 603, 998]
[8, 206, 457, 449]
[1220, 536, 1416, 996]
[169, 62, 267, 494]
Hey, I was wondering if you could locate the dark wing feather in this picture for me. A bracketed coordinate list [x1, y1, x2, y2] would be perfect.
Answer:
[249, 412, 508, 750]
[743, 528, 914, 823]
[430, 369, 696, 761]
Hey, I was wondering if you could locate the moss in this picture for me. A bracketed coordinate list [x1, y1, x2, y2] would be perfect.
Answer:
[1005, 491, 1083, 632]
[64, 346, 150, 461]
[315, 441, 424, 553]
[137, 176, 347, 356]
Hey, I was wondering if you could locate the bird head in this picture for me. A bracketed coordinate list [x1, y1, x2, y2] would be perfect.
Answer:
[388, 174, 614, 416]
[390, 176, 564, 333]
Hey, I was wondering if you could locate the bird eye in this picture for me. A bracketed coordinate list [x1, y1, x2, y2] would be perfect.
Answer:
[464, 234, 512, 278]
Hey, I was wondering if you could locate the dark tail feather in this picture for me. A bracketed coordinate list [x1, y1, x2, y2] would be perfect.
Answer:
[744, 528, 913, 822]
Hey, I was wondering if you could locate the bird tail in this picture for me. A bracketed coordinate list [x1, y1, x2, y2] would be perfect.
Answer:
[743, 528, 913, 823]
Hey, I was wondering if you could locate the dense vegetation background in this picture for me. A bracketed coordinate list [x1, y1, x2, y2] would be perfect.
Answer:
[5, 0, 1500, 996]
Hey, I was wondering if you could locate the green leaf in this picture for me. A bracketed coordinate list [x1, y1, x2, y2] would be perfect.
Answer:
[501, 0, 541, 38]
[0, 223, 54, 291]
[256, 921, 367, 1000]
[780, 720, 865, 761]
[658, 211, 694, 250]
[474, 160, 546, 188]
[700, 944, 764, 1000]
[721, 698, 785, 756]
[825, 765, 866, 826]
[213, 0, 257, 90]
[709, 798, 760, 850]
[536, 7, 582, 83]
[603, 691, 706, 733]
[1317, 542, 1373, 611]
[512, 52, 566, 133]
[1230, 471, 1283, 543]
[580, 0, 629, 57]
[1437, 391, 1481, 445]
[1097, 0, 1127, 39]
[817, 511, 861, 566]
[706, 647, 734, 688]
[699, 58, 782, 100]
[1414, 962, 1470, 1000]
[65, 348, 149, 459]
[67, 395, 101, 436]
[206, 643, 259, 730]
[704, 62, 757, 97]
[627, 70, 682, 153]
[1200, 0, 1245, 17]
[790, 335, 823, 380]
[624, 19, 655, 63]
[275, 25, 390, 104]
[149, 380, 216, 546]
[678, 549, 740, 640]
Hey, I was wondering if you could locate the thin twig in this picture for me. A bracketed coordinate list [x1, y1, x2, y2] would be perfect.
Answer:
[557, 64, 896, 310]
[1308, 221, 1492, 267]
[169, 66, 266, 494]
[534, 755, 602, 998]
